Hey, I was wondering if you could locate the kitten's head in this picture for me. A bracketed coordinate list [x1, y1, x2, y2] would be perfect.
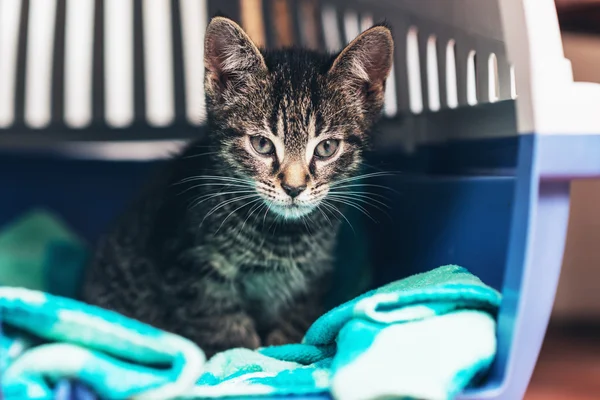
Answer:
[204, 17, 393, 220]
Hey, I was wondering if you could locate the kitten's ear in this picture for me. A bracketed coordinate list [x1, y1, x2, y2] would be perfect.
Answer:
[204, 17, 267, 95]
[329, 25, 394, 103]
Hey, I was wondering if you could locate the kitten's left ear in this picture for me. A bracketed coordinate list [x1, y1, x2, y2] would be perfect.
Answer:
[329, 25, 394, 103]
[204, 17, 267, 96]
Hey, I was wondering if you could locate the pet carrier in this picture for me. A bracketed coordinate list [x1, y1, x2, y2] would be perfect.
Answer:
[1, 0, 599, 399]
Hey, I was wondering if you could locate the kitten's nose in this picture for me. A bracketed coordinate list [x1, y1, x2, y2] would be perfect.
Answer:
[282, 183, 306, 199]
[280, 161, 308, 199]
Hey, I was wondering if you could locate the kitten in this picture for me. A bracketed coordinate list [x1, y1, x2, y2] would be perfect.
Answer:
[82, 17, 394, 358]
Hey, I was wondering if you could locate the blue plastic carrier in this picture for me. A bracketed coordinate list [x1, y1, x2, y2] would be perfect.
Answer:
[1, 0, 599, 399]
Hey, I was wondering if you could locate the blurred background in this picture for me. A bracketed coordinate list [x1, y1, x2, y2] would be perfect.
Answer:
[1, 0, 599, 398]
[527, 1, 600, 399]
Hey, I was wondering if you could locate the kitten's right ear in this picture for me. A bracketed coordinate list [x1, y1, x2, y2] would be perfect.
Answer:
[204, 17, 267, 96]
[328, 25, 394, 111]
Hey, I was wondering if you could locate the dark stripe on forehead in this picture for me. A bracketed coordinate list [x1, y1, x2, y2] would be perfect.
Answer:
[314, 112, 325, 137]
[281, 104, 288, 138]
[269, 94, 282, 136]
[303, 105, 312, 127]
[310, 76, 324, 137]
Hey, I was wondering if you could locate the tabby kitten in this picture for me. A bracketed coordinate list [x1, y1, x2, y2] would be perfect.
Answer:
[82, 17, 394, 357]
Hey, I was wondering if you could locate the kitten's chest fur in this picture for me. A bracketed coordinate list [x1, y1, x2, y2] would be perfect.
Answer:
[175, 198, 337, 323]
[145, 149, 338, 327]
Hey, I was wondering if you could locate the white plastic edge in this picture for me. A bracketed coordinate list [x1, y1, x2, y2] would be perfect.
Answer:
[499, 0, 600, 135]
[23, 140, 189, 161]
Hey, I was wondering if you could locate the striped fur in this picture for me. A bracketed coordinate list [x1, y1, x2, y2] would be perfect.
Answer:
[82, 17, 393, 357]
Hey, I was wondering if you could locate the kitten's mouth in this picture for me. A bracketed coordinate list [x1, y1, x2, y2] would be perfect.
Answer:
[267, 202, 317, 220]
[256, 185, 325, 220]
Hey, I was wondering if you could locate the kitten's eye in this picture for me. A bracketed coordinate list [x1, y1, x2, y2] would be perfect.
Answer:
[314, 139, 340, 159]
[250, 136, 275, 155]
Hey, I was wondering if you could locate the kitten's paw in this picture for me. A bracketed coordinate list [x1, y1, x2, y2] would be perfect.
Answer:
[265, 327, 303, 347]
[180, 313, 261, 357]
[227, 316, 261, 350]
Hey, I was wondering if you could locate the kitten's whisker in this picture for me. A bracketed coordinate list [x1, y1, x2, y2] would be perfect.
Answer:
[235, 201, 265, 241]
[215, 197, 263, 235]
[253, 202, 268, 222]
[331, 171, 397, 187]
[300, 215, 310, 235]
[302, 215, 321, 253]
[175, 175, 254, 186]
[316, 205, 334, 227]
[178, 181, 255, 194]
[262, 202, 272, 230]
[321, 200, 355, 235]
[327, 196, 372, 215]
[177, 175, 251, 183]
[326, 197, 378, 223]
[268, 210, 284, 233]
[330, 183, 399, 194]
[178, 183, 251, 196]
[179, 180, 254, 189]
[190, 189, 256, 199]
[303, 212, 319, 236]
[327, 194, 392, 219]
[328, 190, 390, 201]
[359, 162, 389, 172]
[255, 203, 270, 229]
[327, 192, 390, 209]
[188, 190, 257, 209]
[311, 208, 330, 230]
[201, 194, 260, 227]
[330, 171, 394, 186]
[183, 182, 250, 189]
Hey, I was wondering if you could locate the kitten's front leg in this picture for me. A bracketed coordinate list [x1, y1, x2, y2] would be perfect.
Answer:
[264, 296, 324, 346]
[175, 312, 261, 359]
[161, 264, 262, 358]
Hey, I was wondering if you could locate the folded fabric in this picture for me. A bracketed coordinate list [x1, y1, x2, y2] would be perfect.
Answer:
[0, 265, 501, 400]
[0, 209, 88, 298]
[53, 380, 97, 400]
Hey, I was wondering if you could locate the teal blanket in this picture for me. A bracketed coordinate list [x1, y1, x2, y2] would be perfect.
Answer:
[0, 265, 500, 400]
